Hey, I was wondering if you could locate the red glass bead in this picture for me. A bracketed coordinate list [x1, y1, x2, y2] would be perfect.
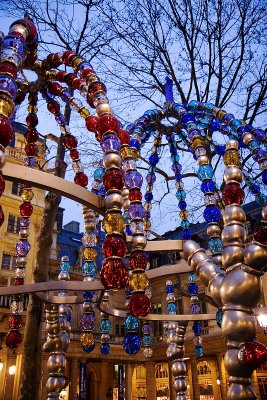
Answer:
[14, 277, 24, 286]
[0, 174, 5, 196]
[103, 169, 124, 191]
[28, 93, 38, 103]
[21, 18, 37, 43]
[64, 73, 76, 85]
[88, 81, 106, 96]
[86, 116, 98, 132]
[97, 115, 120, 139]
[73, 78, 84, 90]
[25, 128, 38, 143]
[74, 172, 88, 187]
[128, 293, 150, 317]
[47, 81, 62, 96]
[26, 113, 38, 127]
[56, 71, 66, 82]
[20, 202, 33, 217]
[15, 91, 26, 105]
[100, 259, 129, 289]
[64, 134, 78, 150]
[5, 329, 22, 349]
[222, 183, 245, 205]
[129, 189, 142, 202]
[9, 30, 25, 42]
[26, 53, 37, 64]
[0, 62, 17, 79]
[47, 100, 60, 114]
[254, 222, 267, 245]
[62, 50, 76, 65]
[239, 341, 267, 370]
[70, 149, 80, 160]
[0, 115, 13, 147]
[129, 251, 147, 270]
[9, 315, 22, 329]
[0, 205, 4, 226]
[25, 143, 37, 156]
[81, 67, 96, 79]
[117, 129, 130, 145]
[103, 235, 127, 258]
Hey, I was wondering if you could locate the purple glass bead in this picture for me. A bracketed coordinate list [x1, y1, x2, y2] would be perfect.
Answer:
[146, 173, 156, 184]
[55, 113, 66, 125]
[25, 157, 35, 167]
[187, 129, 201, 140]
[125, 171, 143, 189]
[253, 129, 266, 143]
[101, 134, 121, 152]
[142, 324, 152, 334]
[0, 75, 17, 99]
[171, 163, 182, 174]
[191, 303, 201, 314]
[1, 35, 26, 56]
[20, 218, 30, 228]
[222, 113, 235, 124]
[144, 211, 151, 219]
[61, 90, 72, 102]
[129, 203, 144, 219]
[80, 312, 95, 331]
[252, 148, 267, 162]
[16, 240, 30, 256]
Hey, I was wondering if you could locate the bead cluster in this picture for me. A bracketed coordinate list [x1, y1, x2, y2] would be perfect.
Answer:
[99, 292, 112, 355]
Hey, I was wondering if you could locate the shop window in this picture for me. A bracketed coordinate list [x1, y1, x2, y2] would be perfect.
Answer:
[7, 214, 20, 234]
[11, 181, 23, 196]
[156, 365, 168, 379]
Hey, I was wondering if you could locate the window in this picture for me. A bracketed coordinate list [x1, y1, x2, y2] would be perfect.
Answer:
[152, 258, 159, 268]
[156, 365, 169, 379]
[175, 297, 183, 315]
[7, 214, 20, 234]
[152, 303, 162, 314]
[1, 253, 11, 270]
[11, 181, 23, 196]
[115, 318, 125, 337]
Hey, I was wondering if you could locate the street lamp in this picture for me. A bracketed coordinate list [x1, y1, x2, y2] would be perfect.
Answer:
[8, 365, 16, 376]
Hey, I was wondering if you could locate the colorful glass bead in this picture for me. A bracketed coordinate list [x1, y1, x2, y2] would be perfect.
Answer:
[5, 329, 22, 349]
[191, 303, 201, 314]
[198, 165, 213, 181]
[82, 261, 96, 277]
[100, 343, 110, 355]
[80, 313, 95, 331]
[125, 170, 143, 189]
[142, 334, 152, 346]
[117, 129, 130, 145]
[167, 303, 176, 313]
[125, 314, 139, 330]
[194, 345, 204, 358]
[102, 213, 126, 234]
[208, 238, 223, 253]
[224, 150, 240, 166]
[100, 259, 129, 289]
[103, 235, 126, 258]
[74, 172, 88, 187]
[129, 203, 144, 219]
[188, 283, 198, 295]
[203, 205, 221, 223]
[100, 319, 112, 333]
[85, 115, 98, 132]
[129, 251, 147, 270]
[129, 272, 149, 291]
[9, 314, 22, 329]
[254, 222, 267, 245]
[83, 247, 97, 260]
[216, 308, 223, 328]
[201, 180, 215, 193]
[222, 183, 244, 205]
[128, 293, 150, 317]
[64, 134, 77, 150]
[97, 115, 120, 139]
[239, 341, 267, 370]
[80, 332, 95, 347]
[123, 332, 141, 355]
[82, 344, 95, 353]
[0, 115, 13, 147]
[103, 169, 124, 191]
[16, 240, 30, 256]
[192, 322, 202, 336]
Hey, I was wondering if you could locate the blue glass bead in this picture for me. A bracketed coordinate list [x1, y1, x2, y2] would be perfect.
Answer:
[91, 188, 99, 195]
[188, 272, 196, 283]
[175, 190, 186, 201]
[144, 192, 153, 202]
[60, 261, 70, 272]
[99, 185, 106, 196]
[181, 220, 190, 229]
[216, 146, 225, 156]
[254, 129, 266, 143]
[248, 140, 259, 152]
[178, 200, 187, 210]
[175, 173, 183, 181]
[203, 205, 221, 223]
[188, 100, 199, 109]
[198, 165, 213, 181]
[204, 103, 214, 112]
[182, 229, 192, 239]
[66, 314, 72, 322]
[149, 154, 159, 166]
[0, 75, 17, 99]
[171, 154, 180, 163]
[262, 171, 267, 185]
[167, 302, 177, 313]
[142, 334, 152, 346]
[100, 319, 112, 333]
[83, 291, 94, 300]
[2, 35, 26, 56]
[76, 61, 93, 75]
[252, 148, 266, 162]
[146, 173, 156, 184]
[181, 115, 195, 124]
[94, 167, 105, 181]
[16, 240, 30, 256]
[25, 157, 34, 167]
[216, 308, 223, 328]
[192, 322, 202, 335]
[230, 119, 242, 131]
[55, 113, 65, 125]
[130, 139, 141, 150]
[125, 315, 139, 330]
[237, 126, 247, 135]
[208, 238, 223, 254]
[238, 139, 246, 149]
[172, 163, 182, 174]
[194, 345, 204, 358]
[125, 171, 143, 189]
[100, 343, 110, 355]
[123, 333, 141, 355]
[188, 283, 198, 295]
[191, 303, 200, 314]
[246, 125, 253, 131]
[82, 344, 95, 353]
[169, 147, 177, 155]
[101, 134, 121, 152]
[129, 203, 144, 219]
[82, 261, 96, 277]
[250, 184, 260, 195]
[210, 121, 220, 132]
[223, 113, 234, 124]
[61, 90, 72, 102]
[256, 193, 267, 205]
[20, 218, 30, 228]
[125, 225, 132, 235]
[166, 284, 174, 294]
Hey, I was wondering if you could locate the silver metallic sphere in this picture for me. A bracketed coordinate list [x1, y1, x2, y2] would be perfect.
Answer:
[223, 205, 246, 225]
[244, 242, 267, 270]
[103, 152, 121, 170]
[224, 166, 243, 184]
[182, 240, 200, 261]
[105, 192, 123, 210]
[131, 234, 147, 249]
[222, 244, 245, 269]
[221, 224, 247, 244]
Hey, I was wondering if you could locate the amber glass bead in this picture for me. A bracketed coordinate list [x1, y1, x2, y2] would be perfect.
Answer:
[117, 129, 130, 145]
[83, 247, 97, 260]
[0, 62, 17, 79]
[103, 235, 126, 258]
[47, 100, 60, 114]
[25, 128, 39, 143]
[0, 97, 14, 118]
[0, 115, 13, 147]
[103, 169, 124, 191]
[222, 183, 244, 205]
[180, 210, 189, 220]
[129, 251, 147, 270]
[120, 146, 139, 161]
[74, 172, 88, 187]
[129, 189, 142, 202]
[144, 220, 151, 230]
[21, 189, 34, 202]
[100, 259, 128, 289]
[25, 143, 37, 156]
[103, 213, 126, 234]
[223, 150, 240, 167]
[20, 202, 33, 217]
[154, 138, 161, 146]
[64, 134, 78, 150]
[217, 110, 227, 120]
[254, 222, 267, 245]
[86, 115, 98, 132]
[191, 138, 206, 150]
[79, 108, 90, 119]
[26, 114, 38, 127]
[129, 272, 149, 291]
[97, 114, 120, 139]
[27, 105, 38, 114]
[128, 293, 150, 317]
[80, 332, 94, 347]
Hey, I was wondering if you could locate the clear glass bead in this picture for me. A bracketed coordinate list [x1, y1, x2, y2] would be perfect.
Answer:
[69, 97, 83, 112]
[175, 181, 184, 190]
[93, 93, 109, 107]
[10, 300, 24, 314]
[204, 194, 217, 205]
[82, 233, 97, 247]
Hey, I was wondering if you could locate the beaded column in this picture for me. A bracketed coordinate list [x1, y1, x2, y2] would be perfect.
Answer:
[166, 280, 188, 400]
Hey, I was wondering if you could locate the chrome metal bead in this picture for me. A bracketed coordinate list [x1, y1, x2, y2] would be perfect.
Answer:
[191, 250, 210, 270]
[197, 261, 221, 286]
[212, 254, 222, 266]
[46, 376, 66, 395]
[222, 244, 244, 269]
[223, 205, 246, 225]
[103, 153, 121, 170]
[105, 192, 123, 210]
[242, 133, 254, 144]
[221, 224, 247, 244]
[209, 274, 224, 306]
[262, 205, 267, 220]
[166, 343, 178, 358]
[101, 333, 110, 342]
[131, 235, 147, 249]
[9, 23, 28, 39]
[182, 240, 200, 261]
[207, 223, 221, 238]
[47, 354, 66, 374]
[224, 166, 243, 184]
[171, 361, 187, 377]
[122, 188, 129, 197]
[16, 257, 27, 267]
[123, 199, 130, 210]
[221, 310, 256, 342]
[226, 140, 239, 150]
[244, 242, 267, 270]
[173, 378, 187, 392]
[197, 155, 209, 166]
[96, 103, 112, 116]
